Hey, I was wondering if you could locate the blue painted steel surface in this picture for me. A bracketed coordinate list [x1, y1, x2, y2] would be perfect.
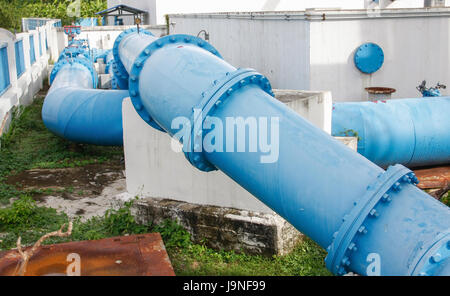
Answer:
[38, 32, 42, 56]
[115, 30, 450, 276]
[50, 55, 98, 88]
[57, 46, 90, 62]
[354, 43, 384, 74]
[332, 98, 450, 167]
[422, 89, 442, 97]
[43, 51, 127, 146]
[110, 60, 129, 90]
[0, 45, 10, 96]
[75, 18, 98, 27]
[15, 40, 25, 78]
[93, 48, 109, 62]
[29, 35, 36, 64]
[104, 50, 114, 74]
[112, 27, 154, 81]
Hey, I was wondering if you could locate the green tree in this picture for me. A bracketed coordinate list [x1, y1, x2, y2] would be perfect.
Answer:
[0, 0, 107, 32]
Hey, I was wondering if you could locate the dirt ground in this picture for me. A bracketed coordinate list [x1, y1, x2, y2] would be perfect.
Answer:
[5, 163, 129, 220]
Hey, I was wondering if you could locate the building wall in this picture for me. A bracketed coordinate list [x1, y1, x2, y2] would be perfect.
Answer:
[169, 8, 450, 101]
[309, 13, 450, 100]
[109, 0, 365, 25]
[0, 22, 54, 140]
[169, 13, 311, 91]
[108, 0, 450, 25]
[107, 0, 155, 25]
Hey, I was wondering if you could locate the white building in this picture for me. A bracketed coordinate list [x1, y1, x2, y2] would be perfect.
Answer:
[168, 7, 450, 101]
[107, 0, 449, 25]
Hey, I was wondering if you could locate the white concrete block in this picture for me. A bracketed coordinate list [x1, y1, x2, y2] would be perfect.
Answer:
[99, 74, 112, 89]
[274, 89, 332, 134]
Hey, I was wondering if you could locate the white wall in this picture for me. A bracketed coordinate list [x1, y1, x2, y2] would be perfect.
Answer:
[309, 11, 450, 100]
[108, 0, 450, 25]
[170, 8, 450, 101]
[109, 0, 365, 25]
[70, 25, 167, 50]
[0, 22, 54, 139]
[170, 14, 311, 91]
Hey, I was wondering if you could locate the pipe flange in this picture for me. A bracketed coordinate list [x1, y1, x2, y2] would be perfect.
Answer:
[111, 61, 128, 81]
[184, 68, 275, 172]
[111, 76, 118, 89]
[325, 164, 419, 275]
[112, 28, 154, 81]
[50, 56, 98, 88]
[105, 61, 113, 74]
[58, 47, 88, 62]
[127, 34, 223, 132]
[410, 231, 450, 276]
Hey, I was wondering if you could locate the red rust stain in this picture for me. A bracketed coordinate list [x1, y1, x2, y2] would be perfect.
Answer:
[0, 233, 175, 276]
[414, 166, 450, 189]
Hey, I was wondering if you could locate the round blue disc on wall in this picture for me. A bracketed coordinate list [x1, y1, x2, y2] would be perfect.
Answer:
[354, 43, 384, 74]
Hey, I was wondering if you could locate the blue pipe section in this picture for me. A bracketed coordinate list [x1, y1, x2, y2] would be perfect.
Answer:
[332, 98, 450, 168]
[116, 30, 450, 276]
[43, 53, 128, 146]
[105, 50, 114, 74]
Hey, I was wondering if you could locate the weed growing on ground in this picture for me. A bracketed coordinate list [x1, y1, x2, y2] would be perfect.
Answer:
[0, 196, 331, 276]
[0, 96, 123, 204]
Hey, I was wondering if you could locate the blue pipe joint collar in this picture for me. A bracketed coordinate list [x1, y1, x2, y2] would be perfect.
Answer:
[325, 164, 420, 275]
[127, 34, 223, 133]
[50, 56, 98, 88]
[111, 58, 129, 82]
[185, 68, 275, 172]
[416, 233, 450, 276]
[113, 27, 154, 80]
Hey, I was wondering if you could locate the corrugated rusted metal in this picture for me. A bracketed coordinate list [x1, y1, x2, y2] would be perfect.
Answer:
[0, 233, 175, 276]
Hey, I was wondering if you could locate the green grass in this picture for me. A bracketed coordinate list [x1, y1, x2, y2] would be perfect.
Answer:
[0, 96, 123, 204]
[441, 190, 450, 206]
[0, 196, 331, 276]
[170, 238, 331, 276]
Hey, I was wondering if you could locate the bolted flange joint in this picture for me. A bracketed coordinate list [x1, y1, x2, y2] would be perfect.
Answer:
[127, 34, 224, 133]
[184, 68, 274, 172]
[411, 231, 450, 276]
[325, 164, 417, 275]
[112, 27, 154, 82]
[49, 56, 98, 88]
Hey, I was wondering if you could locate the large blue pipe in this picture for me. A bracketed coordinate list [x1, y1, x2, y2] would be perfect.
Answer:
[114, 29, 450, 276]
[332, 99, 450, 168]
[42, 54, 128, 146]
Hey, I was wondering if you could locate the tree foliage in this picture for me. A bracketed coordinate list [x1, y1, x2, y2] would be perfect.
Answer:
[0, 0, 107, 32]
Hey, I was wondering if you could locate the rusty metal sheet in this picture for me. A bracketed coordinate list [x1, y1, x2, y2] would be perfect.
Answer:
[414, 165, 450, 189]
[0, 233, 175, 276]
